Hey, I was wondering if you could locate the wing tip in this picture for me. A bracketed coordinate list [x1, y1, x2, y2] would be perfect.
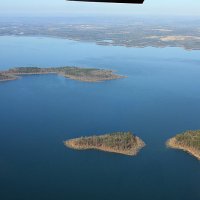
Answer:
[67, 0, 144, 4]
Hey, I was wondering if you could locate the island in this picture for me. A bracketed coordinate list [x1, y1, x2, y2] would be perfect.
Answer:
[64, 132, 145, 156]
[0, 66, 125, 83]
[167, 130, 200, 160]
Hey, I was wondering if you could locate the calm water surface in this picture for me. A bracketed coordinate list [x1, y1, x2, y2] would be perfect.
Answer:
[0, 36, 200, 200]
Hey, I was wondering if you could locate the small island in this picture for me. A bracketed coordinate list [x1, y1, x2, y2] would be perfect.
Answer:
[64, 132, 145, 156]
[0, 66, 125, 83]
[167, 130, 200, 160]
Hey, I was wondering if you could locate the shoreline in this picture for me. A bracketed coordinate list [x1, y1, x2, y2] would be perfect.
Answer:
[63, 74, 126, 83]
[0, 77, 18, 82]
[1, 35, 199, 51]
[0, 73, 19, 82]
[167, 138, 200, 160]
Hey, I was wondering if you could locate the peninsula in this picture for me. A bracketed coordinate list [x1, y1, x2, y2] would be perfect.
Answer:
[64, 132, 145, 156]
[167, 130, 200, 160]
[0, 66, 125, 82]
[0, 73, 18, 82]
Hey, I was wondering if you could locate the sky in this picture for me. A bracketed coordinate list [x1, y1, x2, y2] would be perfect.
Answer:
[1, 0, 200, 17]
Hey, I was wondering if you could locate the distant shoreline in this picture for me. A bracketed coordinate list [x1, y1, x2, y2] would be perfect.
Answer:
[1, 21, 200, 51]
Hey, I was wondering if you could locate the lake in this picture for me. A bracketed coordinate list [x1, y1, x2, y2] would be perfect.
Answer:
[0, 36, 200, 200]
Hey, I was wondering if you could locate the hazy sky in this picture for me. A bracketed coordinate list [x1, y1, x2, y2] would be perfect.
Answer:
[1, 0, 200, 17]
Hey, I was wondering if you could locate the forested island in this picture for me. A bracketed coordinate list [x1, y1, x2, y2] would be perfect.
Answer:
[167, 130, 200, 160]
[64, 132, 145, 156]
[0, 67, 125, 82]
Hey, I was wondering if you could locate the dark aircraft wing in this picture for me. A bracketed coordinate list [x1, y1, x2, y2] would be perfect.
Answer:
[68, 0, 144, 4]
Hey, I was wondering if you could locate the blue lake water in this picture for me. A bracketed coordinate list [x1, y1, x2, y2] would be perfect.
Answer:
[0, 36, 200, 200]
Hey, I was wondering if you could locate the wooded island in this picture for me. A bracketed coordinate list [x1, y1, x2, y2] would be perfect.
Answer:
[65, 132, 145, 156]
[0, 66, 125, 82]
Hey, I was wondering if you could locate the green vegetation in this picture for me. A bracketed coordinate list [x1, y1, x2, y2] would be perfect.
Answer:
[65, 132, 145, 156]
[8, 67, 46, 74]
[167, 130, 200, 160]
[0, 66, 125, 82]
[173, 130, 200, 150]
